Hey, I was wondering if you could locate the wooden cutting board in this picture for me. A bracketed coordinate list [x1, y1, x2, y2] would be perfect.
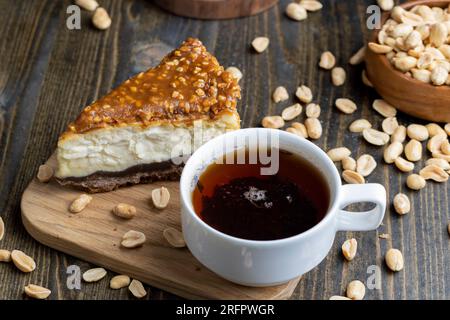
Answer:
[21, 154, 300, 300]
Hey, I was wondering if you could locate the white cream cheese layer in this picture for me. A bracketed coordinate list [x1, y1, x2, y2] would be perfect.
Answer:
[56, 119, 236, 178]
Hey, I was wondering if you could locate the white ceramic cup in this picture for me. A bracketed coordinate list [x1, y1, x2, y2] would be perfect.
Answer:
[180, 128, 386, 287]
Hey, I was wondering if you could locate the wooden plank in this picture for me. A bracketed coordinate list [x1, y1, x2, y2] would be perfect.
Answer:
[21, 154, 300, 300]
[0, 0, 449, 299]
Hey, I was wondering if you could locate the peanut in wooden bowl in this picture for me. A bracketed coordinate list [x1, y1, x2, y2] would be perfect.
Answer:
[365, 0, 450, 123]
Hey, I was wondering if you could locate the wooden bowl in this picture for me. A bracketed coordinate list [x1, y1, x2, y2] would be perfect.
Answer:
[365, 0, 450, 122]
[154, 0, 279, 20]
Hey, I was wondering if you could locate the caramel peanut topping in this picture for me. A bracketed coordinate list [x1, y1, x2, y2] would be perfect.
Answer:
[63, 38, 241, 135]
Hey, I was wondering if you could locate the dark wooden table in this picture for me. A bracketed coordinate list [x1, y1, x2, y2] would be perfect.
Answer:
[0, 0, 448, 300]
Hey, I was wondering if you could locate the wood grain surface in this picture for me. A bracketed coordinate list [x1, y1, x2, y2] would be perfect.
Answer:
[0, 0, 449, 300]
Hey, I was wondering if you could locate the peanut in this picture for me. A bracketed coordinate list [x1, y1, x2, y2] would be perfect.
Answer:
[305, 118, 322, 139]
[83, 268, 107, 282]
[341, 238, 357, 261]
[163, 227, 186, 248]
[37, 164, 54, 183]
[327, 147, 351, 162]
[24, 284, 51, 299]
[252, 37, 270, 53]
[406, 174, 426, 190]
[69, 194, 93, 213]
[151, 186, 170, 209]
[121, 230, 146, 248]
[92, 7, 112, 30]
[319, 51, 336, 69]
[385, 248, 404, 272]
[393, 193, 410, 215]
[346, 280, 365, 300]
[262, 116, 285, 129]
[113, 203, 137, 219]
[285, 2, 307, 21]
[335, 98, 357, 114]
[110, 275, 131, 289]
[281, 103, 302, 121]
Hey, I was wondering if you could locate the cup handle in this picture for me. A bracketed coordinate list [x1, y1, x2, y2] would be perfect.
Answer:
[336, 183, 386, 232]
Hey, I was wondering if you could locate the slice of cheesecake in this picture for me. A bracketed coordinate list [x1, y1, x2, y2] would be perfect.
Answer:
[55, 38, 241, 192]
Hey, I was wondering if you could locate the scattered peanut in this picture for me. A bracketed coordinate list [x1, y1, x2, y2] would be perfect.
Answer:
[356, 154, 377, 177]
[327, 147, 351, 162]
[295, 85, 313, 103]
[83, 268, 107, 282]
[432, 151, 450, 162]
[163, 227, 186, 248]
[342, 157, 356, 171]
[441, 139, 450, 155]
[445, 123, 450, 135]
[151, 187, 170, 209]
[92, 7, 112, 30]
[121, 230, 146, 248]
[346, 280, 365, 300]
[335, 98, 357, 114]
[37, 164, 53, 183]
[349, 46, 365, 65]
[225, 67, 243, 82]
[281, 103, 302, 121]
[362, 128, 390, 146]
[393, 193, 410, 215]
[372, 99, 397, 118]
[419, 164, 449, 182]
[252, 37, 270, 53]
[319, 51, 336, 69]
[299, 0, 323, 11]
[341, 238, 357, 261]
[262, 116, 285, 129]
[382, 117, 399, 135]
[75, 0, 99, 11]
[291, 122, 309, 138]
[342, 170, 365, 184]
[11, 250, 36, 273]
[394, 157, 415, 172]
[404, 139, 422, 162]
[272, 86, 289, 103]
[305, 103, 320, 118]
[285, 2, 307, 21]
[349, 119, 372, 133]
[384, 141, 403, 164]
[407, 124, 429, 141]
[24, 284, 51, 300]
[377, 0, 394, 11]
[427, 134, 447, 153]
[286, 126, 307, 138]
[305, 118, 322, 139]
[406, 174, 426, 190]
[0, 249, 11, 262]
[426, 158, 450, 170]
[113, 203, 137, 219]
[110, 275, 131, 289]
[129, 279, 147, 298]
[426, 123, 446, 137]
[69, 194, 93, 213]
[385, 248, 404, 272]
[331, 67, 346, 86]
[391, 125, 407, 143]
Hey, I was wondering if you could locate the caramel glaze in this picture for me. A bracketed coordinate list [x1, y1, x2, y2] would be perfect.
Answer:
[61, 38, 241, 138]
